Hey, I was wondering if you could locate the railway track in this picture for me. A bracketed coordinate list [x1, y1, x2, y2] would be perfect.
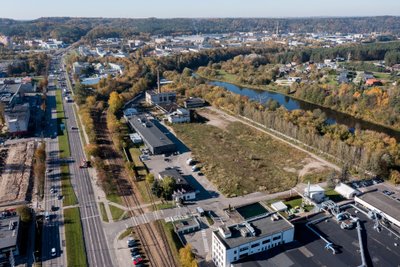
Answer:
[99, 112, 176, 267]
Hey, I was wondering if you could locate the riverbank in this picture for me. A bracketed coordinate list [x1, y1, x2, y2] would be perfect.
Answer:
[196, 72, 400, 140]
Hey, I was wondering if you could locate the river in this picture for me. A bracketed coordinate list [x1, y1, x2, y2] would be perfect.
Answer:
[209, 80, 400, 141]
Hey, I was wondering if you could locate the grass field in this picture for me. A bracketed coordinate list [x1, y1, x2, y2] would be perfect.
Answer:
[109, 205, 125, 221]
[325, 188, 345, 202]
[106, 193, 123, 205]
[172, 121, 316, 196]
[64, 208, 87, 267]
[129, 147, 147, 177]
[118, 227, 134, 240]
[160, 221, 182, 266]
[55, 90, 78, 206]
[135, 181, 151, 204]
[99, 202, 109, 222]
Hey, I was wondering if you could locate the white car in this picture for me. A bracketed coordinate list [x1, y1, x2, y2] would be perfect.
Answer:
[51, 248, 56, 257]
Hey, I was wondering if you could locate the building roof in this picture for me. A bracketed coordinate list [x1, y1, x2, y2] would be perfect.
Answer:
[271, 201, 288, 211]
[159, 168, 194, 192]
[356, 190, 400, 223]
[128, 115, 175, 150]
[214, 212, 293, 250]
[0, 215, 20, 250]
[304, 185, 325, 193]
[172, 216, 200, 233]
[335, 183, 359, 198]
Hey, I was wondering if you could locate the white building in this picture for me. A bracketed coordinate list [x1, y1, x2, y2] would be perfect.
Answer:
[159, 169, 196, 202]
[355, 189, 400, 228]
[4, 103, 30, 134]
[334, 183, 360, 199]
[167, 108, 190, 124]
[304, 184, 325, 203]
[271, 201, 288, 212]
[212, 213, 294, 267]
[129, 133, 142, 144]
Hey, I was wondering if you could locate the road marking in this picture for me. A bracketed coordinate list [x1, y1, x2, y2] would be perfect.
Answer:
[81, 214, 100, 220]
[202, 229, 209, 253]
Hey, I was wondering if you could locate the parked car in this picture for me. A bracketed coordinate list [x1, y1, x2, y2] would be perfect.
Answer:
[133, 257, 143, 265]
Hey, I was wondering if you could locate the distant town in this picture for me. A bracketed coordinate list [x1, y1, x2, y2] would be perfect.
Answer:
[0, 16, 399, 267]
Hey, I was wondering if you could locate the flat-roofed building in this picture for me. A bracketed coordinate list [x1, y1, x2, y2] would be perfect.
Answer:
[127, 115, 176, 155]
[184, 97, 205, 109]
[212, 204, 294, 267]
[355, 189, 400, 228]
[0, 215, 21, 266]
[167, 108, 190, 124]
[172, 215, 200, 235]
[145, 90, 176, 106]
[4, 103, 30, 135]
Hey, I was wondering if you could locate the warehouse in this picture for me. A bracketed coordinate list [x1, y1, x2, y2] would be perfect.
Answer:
[128, 115, 176, 155]
[355, 188, 400, 228]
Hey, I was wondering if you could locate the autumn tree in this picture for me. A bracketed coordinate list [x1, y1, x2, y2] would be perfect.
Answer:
[179, 244, 197, 267]
[108, 91, 123, 115]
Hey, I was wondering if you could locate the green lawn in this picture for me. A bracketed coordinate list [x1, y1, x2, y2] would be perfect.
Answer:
[129, 147, 147, 177]
[106, 193, 123, 205]
[155, 202, 175, 210]
[64, 208, 87, 267]
[325, 188, 345, 202]
[284, 197, 314, 212]
[109, 205, 125, 221]
[55, 90, 78, 206]
[99, 202, 109, 222]
[160, 221, 182, 266]
[135, 181, 151, 204]
[118, 227, 134, 240]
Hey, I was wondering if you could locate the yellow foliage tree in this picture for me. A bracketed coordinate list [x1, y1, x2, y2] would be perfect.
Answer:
[179, 244, 197, 267]
[108, 92, 123, 114]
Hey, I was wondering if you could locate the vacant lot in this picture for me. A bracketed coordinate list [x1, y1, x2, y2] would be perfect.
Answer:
[172, 116, 332, 196]
[0, 141, 35, 204]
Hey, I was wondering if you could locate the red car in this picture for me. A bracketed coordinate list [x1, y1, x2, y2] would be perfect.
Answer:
[133, 257, 142, 265]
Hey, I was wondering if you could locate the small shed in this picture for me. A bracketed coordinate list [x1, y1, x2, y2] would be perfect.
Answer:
[335, 183, 360, 199]
[304, 184, 325, 203]
[271, 201, 288, 212]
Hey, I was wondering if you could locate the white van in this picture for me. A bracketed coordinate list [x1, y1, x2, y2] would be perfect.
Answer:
[51, 248, 56, 257]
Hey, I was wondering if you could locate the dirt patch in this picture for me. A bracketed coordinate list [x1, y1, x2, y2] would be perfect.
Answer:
[196, 108, 236, 131]
[298, 158, 330, 178]
[0, 141, 35, 205]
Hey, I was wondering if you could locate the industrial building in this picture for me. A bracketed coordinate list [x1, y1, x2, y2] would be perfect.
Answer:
[304, 184, 325, 203]
[4, 103, 30, 135]
[355, 189, 400, 228]
[127, 115, 176, 155]
[184, 97, 205, 109]
[0, 215, 21, 266]
[159, 168, 196, 201]
[167, 108, 190, 124]
[145, 90, 176, 106]
[212, 203, 294, 267]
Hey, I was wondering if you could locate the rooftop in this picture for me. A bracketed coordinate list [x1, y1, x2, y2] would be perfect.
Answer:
[215, 207, 293, 249]
[0, 215, 20, 250]
[356, 189, 400, 223]
[159, 168, 194, 192]
[172, 216, 200, 232]
[128, 115, 175, 149]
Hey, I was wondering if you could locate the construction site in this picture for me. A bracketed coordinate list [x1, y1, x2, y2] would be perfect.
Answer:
[0, 141, 35, 206]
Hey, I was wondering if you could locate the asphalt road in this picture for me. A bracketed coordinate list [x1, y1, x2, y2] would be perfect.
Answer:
[41, 82, 66, 267]
[61, 63, 114, 267]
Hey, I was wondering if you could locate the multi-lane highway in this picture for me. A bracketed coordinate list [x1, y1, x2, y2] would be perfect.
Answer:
[60, 59, 114, 267]
[41, 80, 66, 267]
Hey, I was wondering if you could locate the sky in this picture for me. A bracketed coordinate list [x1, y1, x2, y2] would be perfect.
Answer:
[1, 0, 400, 20]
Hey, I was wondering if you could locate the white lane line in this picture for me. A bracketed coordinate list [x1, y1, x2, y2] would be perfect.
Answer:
[81, 214, 101, 220]
[201, 229, 209, 253]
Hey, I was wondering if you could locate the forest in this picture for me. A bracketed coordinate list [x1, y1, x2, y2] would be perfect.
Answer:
[1, 16, 400, 42]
